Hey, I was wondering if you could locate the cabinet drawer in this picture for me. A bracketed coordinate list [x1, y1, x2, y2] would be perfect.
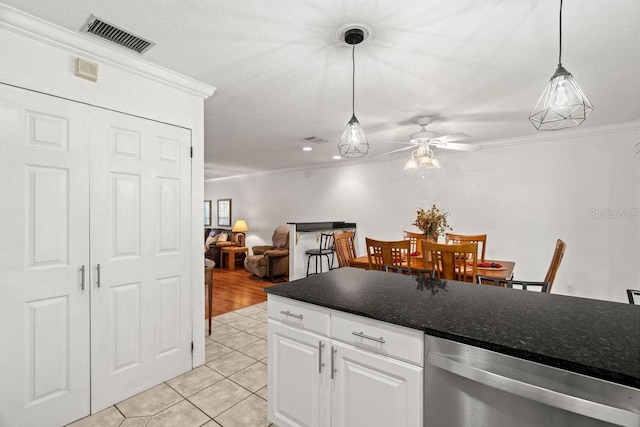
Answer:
[331, 311, 424, 366]
[268, 295, 330, 336]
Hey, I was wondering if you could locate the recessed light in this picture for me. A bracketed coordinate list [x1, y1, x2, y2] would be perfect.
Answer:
[302, 146, 312, 151]
[333, 155, 342, 160]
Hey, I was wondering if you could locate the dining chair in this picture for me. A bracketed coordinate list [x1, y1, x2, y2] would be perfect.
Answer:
[421, 240, 478, 283]
[384, 265, 435, 278]
[305, 232, 335, 276]
[627, 289, 640, 304]
[333, 231, 357, 268]
[543, 239, 566, 292]
[477, 239, 566, 293]
[366, 238, 412, 271]
[445, 233, 487, 262]
[477, 276, 550, 293]
[403, 230, 425, 256]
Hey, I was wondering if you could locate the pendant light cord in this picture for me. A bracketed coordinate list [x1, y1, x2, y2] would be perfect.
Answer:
[558, 0, 563, 66]
[351, 43, 356, 115]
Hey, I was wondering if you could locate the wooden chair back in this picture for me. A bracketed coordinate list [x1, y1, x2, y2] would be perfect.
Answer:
[365, 238, 412, 271]
[422, 240, 478, 283]
[333, 231, 357, 268]
[477, 275, 550, 293]
[403, 230, 425, 256]
[445, 233, 487, 262]
[543, 239, 566, 292]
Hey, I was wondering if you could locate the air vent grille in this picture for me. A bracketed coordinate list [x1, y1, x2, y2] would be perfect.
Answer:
[82, 15, 154, 54]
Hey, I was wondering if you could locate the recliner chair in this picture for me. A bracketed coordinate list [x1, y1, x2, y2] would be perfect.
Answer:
[244, 225, 289, 281]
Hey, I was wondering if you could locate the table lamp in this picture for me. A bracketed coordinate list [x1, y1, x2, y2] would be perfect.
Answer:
[232, 219, 249, 247]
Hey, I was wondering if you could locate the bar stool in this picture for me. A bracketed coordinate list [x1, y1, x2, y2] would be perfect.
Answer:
[306, 233, 335, 276]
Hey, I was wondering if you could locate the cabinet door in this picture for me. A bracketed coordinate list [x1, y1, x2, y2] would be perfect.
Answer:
[268, 320, 330, 427]
[331, 341, 423, 427]
[0, 85, 91, 427]
[88, 109, 193, 411]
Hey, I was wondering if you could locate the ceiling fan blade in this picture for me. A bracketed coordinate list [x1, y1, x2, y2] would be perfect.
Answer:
[372, 145, 416, 158]
[431, 141, 479, 152]
[432, 133, 471, 143]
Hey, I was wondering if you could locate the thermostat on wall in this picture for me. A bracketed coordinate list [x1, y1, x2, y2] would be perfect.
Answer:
[74, 57, 98, 82]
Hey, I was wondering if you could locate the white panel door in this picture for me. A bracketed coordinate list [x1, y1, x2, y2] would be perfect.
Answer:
[89, 109, 193, 411]
[331, 341, 423, 427]
[0, 85, 91, 427]
[268, 321, 331, 427]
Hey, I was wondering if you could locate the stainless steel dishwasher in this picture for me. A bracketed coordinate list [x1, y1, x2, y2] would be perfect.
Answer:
[424, 335, 640, 427]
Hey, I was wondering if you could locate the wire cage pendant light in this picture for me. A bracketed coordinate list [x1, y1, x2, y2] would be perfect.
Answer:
[529, 0, 593, 130]
[338, 28, 369, 158]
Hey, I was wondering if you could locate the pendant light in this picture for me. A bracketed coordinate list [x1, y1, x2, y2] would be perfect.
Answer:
[529, 0, 593, 130]
[338, 28, 369, 158]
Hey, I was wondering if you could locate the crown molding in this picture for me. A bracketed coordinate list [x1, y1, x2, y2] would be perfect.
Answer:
[477, 120, 640, 149]
[206, 119, 640, 182]
[0, 4, 215, 99]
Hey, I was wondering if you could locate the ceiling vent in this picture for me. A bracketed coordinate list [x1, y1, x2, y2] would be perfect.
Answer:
[81, 15, 155, 54]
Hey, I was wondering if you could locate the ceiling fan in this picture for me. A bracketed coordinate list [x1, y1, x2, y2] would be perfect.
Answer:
[379, 117, 478, 169]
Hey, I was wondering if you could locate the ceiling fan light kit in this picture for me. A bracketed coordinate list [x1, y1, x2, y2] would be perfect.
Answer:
[404, 145, 441, 171]
[337, 27, 369, 158]
[529, 0, 593, 130]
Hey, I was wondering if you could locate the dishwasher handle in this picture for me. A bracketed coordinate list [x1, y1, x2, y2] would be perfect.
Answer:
[429, 352, 640, 427]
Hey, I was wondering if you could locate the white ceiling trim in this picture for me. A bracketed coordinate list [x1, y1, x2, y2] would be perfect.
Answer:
[477, 120, 640, 150]
[0, 4, 215, 98]
[206, 119, 640, 183]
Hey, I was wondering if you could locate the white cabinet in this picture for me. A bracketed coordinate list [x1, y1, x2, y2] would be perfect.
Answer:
[268, 321, 331, 427]
[268, 295, 331, 427]
[330, 311, 424, 427]
[331, 341, 423, 427]
[267, 295, 424, 427]
[0, 84, 193, 427]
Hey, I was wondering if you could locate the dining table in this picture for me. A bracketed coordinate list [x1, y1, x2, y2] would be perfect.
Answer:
[349, 254, 515, 281]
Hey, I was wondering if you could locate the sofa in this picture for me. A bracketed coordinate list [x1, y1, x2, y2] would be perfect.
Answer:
[205, 227, 244, 267]
[244, 225, 289, 280]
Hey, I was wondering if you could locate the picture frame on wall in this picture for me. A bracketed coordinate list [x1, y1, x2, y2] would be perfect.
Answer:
[217, 199, 232, 227]
[204, 200, 212, 226]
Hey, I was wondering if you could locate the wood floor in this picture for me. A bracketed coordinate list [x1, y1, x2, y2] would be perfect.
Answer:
[206, 265, 287, 317]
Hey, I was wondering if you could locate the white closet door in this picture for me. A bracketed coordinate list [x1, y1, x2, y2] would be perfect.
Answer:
[0, 85, 91, 426]
[89, 109, 193, 411]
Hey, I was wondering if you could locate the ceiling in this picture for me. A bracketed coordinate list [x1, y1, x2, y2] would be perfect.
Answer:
[4, 1, 640, 180]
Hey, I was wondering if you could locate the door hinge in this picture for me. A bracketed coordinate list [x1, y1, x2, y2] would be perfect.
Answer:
[190, 147, 193, 158]
[191, 341, 194, 353]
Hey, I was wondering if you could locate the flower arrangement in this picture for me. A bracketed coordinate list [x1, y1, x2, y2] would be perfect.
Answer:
[413, 204, 452, 241]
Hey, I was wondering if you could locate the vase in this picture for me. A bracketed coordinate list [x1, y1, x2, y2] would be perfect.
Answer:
[423, 234, 437, 267]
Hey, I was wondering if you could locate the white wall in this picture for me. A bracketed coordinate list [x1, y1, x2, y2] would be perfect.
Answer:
[1, 4, 215, 366]
[206, 122, 640, 303]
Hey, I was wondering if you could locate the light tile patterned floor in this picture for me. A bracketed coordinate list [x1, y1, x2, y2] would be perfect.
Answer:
[67, 302, 274, 427]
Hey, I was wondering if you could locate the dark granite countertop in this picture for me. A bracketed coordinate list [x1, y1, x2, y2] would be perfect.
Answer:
[264, 267, 640, 389]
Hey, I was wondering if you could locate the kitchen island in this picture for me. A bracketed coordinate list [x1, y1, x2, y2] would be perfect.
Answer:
[265, 267, 640, 427]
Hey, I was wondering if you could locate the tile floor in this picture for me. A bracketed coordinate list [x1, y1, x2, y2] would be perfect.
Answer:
[67, 302, 274, 427]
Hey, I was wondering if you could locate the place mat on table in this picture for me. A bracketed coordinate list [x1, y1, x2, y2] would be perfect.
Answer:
[472, 262, 507, 271]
